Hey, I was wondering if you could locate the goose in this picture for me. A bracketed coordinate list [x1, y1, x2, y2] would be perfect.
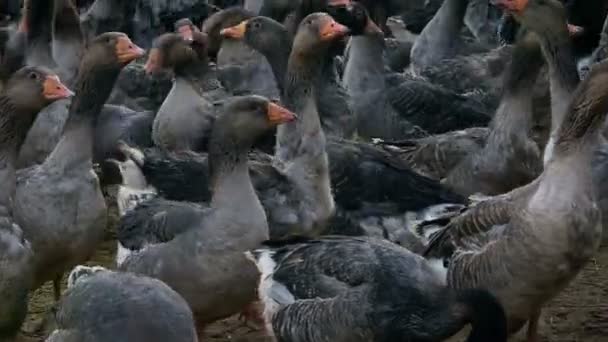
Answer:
[147, 31, 226, 152]
[17, 0, 85, 168]
[202, 6, 279, 99]
[12, 32, 144, 310]
[284, 0, 357, 139]
[46, 266, 198, 342]
[497, 0, 581, 166]
[0, 66, 72, 341]
[246, 236, 508, 342]
[118, 95, 296, 339]
[340, 3, 490, 138]
[442, 31, 545, 196]
[423, 55, 608, 342]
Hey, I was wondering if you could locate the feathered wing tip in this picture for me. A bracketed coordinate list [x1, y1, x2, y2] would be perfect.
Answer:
[407, 203, 467, 244]
[67, 265, 108, 289]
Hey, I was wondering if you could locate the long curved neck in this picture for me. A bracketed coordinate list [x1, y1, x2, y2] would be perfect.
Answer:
[52, 0, 84, 86]
[257, 34, 292, 94]
[343, 33, 386, 96]
[486, 36, 544, 146]
[208, 127, 256, 209]
[276, 51, 325, 163]
[542, 29, 579, 130]
[412, 0, 469, 69]
[0, 96, 37, 208]
[532, 22, 580, 164]
[23, 0, 55, 67]
[45, 63, 121, 172]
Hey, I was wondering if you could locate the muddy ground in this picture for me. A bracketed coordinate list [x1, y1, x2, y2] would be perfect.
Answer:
[16, 191, 608, 341]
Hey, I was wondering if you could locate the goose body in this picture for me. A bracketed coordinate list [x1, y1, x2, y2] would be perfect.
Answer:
[424, 43, 607, 342]
[47, 266, 198, 342]
[248, 236, 508, 342]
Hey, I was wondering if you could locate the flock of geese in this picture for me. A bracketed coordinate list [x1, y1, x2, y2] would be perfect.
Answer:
[0, 0, 607, 341]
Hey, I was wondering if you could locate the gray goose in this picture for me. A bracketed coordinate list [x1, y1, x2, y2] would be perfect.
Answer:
[12, 33, 144, 310]
[0, 66, 72, 341]
[203, 6, 279, 99]
[117, 95, 296, 339]
[442, 32, 544, 197]
[46, 266, 198, 342]
[246, 235, 508, 342]
[147, 30, 226, 152]
[17, 0, 84, 168]
[423, 57, 608, 342]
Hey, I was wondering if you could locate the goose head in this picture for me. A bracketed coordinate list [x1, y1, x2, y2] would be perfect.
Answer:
[144, 32, 206, 75]
[4, 66, 73, 115]
[291, 12, 350, 56]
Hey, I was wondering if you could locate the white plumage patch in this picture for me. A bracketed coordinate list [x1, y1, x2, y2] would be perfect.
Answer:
[115, 242, 132, 267]
[246, 249, 295, 337]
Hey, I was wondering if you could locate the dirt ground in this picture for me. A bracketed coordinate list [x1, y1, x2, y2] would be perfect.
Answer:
[16, 192, 608, 342]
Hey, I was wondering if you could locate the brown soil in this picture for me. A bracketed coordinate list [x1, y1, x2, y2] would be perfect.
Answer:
[15, 191, 608, 342]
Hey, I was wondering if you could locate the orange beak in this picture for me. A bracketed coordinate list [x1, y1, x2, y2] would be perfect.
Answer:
[144, 49, 161, 74]
[491, 0, 527, 13]
[327, 0, 351, 6]
[43, 75, 74, 100]
[116, 35, 146, 65]
[178, 25, 194, 42]
[267, 102, 297, 125]
[220, 21, 247, 39]
[319, 19, 350, 41]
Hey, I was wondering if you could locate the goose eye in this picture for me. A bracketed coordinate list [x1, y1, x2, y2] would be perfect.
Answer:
[28, 72, 38, 80]
[253, 22, 261, 29]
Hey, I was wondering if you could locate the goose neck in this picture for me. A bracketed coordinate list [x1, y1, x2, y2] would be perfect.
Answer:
[343, 35, 386, 91]
[44, 62, 121, 171]
[208, 135, 256, 208]
[0, 96, 36, 207]
[275, 53, 324, 162]
[539, 29, 579, 131]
